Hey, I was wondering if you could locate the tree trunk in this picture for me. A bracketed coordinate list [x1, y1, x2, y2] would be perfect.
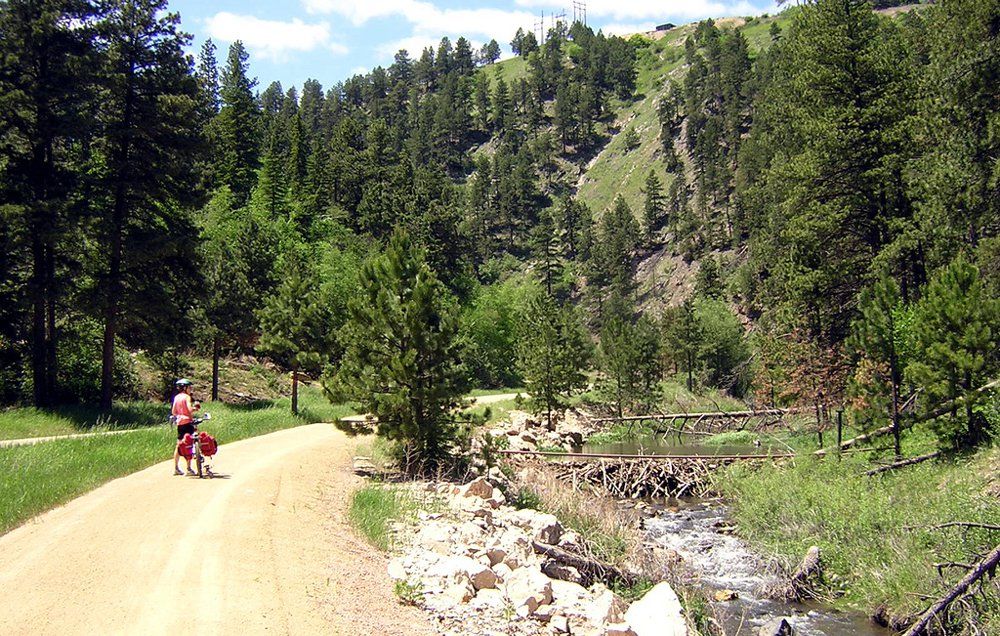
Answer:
[291, 364, 299, 415]
[212, 336, 220, 402]
[30, 232, 48, 407]
[44, 242, 58, 402]
[902, 542, 1000, 636]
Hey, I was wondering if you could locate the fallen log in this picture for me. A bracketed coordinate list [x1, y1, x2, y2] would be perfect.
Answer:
[531, 540, 636, 587]
[902, 542, 1000, 636]
[864, 451, 941, 477]
[815, 424, 894, 456]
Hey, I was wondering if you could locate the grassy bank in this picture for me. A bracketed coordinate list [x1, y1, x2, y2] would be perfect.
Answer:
[0, 386, 353, 535]
[349, 484, 420, 551]
[715, 447, 1000, 631]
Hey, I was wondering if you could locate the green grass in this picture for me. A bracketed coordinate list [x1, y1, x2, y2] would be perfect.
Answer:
[0, 386, 354, 535]
[349, 484, 418, 551]
[703, 430, 760, 446]
[466, 387, 526, 397]
[715, 446, 1000, 629]
[0, 401, 166, 440]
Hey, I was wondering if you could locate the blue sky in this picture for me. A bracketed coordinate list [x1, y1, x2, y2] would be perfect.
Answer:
[169, 0, 777, 91]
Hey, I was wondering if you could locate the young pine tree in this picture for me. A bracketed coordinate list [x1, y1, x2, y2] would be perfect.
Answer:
[517, 294, 592, 431]
[330, 230, 467, 471]
[908, 257, 1000, 448]
[257, 252, 336, 415]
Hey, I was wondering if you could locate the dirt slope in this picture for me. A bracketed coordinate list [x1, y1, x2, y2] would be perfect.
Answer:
[0, 424, 436, 636]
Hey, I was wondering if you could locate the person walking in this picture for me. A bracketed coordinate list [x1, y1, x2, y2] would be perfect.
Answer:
[172, 378, 200, 475]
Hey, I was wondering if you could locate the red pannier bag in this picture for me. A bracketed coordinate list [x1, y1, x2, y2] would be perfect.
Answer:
[177, 433, 194, 459]
[198, 431, 218, 457]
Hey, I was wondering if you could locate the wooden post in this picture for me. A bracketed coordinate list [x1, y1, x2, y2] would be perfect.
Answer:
[836, 409, 843, 461]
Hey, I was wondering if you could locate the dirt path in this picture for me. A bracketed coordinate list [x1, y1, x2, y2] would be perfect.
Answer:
[0, 424, 437, 636]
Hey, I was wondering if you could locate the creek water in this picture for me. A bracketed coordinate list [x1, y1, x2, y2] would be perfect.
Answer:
[578, 435, 889, 636]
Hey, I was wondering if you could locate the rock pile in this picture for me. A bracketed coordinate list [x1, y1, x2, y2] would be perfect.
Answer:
[387, 477, 689, 636]
[479, 409, 600, 455]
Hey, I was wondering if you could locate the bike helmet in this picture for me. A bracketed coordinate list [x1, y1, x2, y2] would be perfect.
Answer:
[175, 378, 193, 387]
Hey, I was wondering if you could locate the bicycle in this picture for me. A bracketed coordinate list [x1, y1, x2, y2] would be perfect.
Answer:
[174, 413, 217, 478]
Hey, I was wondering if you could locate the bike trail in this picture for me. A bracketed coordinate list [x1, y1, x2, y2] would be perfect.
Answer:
[0, 424, 437, 636]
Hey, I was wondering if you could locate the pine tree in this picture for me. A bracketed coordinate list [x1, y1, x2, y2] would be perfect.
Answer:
[216, 41, 260, 205]
[664, 299, 703, 392]
[849, 274, 912, 456]
[257, 251, 336, 415]
[330, 230, 467, 470]
[0, 0, 100, 405]
[641, 170, 666, 241]
[93, 0, 204, 409]
[908, 257, 1000, 448]
[517, 293, 591, 430]
[598, 299, 662, 418]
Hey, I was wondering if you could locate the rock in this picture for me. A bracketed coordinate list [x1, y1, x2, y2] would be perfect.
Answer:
[428, 556, 497, 591]
[713, 589, 739, 602]
[563, 430, 584, 446]
[387, 557, 407, 580]
[461, 477, 495, 499]
[504, 567, 554, 614]
[757, 617, 794, 636]
[550, 615, 571, 634]
[535, 518, 564, 545]
[542, 560, 583, 584]
[521, 431, 537, 444]
[588, 587, 627, 625]
[493, 562, 513, 583]
[603, 624, 638, 636]
[441, 579, 475, 605]
[623, 582, 687, 636]
[534, 604, 556, 622]
[486, 547, 508, 567]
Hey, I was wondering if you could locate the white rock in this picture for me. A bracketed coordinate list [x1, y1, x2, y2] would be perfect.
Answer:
[387, 557, 407, 580]
[441, 579, 475, 605]
[550, 615, 571, 634]
[493, 562, 513, 583]
[588, 587, 628, 625]
[534, 604, 556, 622]
[623, 581, 687, 636]
[504, 567, 554, 614]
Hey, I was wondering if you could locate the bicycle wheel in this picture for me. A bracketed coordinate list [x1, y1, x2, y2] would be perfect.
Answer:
[195, 444, 203, 478]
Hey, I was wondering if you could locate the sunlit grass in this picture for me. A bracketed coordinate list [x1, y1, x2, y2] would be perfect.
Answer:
[349, 484, 418, 551]
[716, 446, 1000, 626]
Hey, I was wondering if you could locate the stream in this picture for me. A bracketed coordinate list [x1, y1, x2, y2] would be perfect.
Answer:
[580, 435, 890, 636]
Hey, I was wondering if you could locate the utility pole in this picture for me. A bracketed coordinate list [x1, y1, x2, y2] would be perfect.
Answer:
[572, 0, 587, 26]
[535, 12, 545, 45]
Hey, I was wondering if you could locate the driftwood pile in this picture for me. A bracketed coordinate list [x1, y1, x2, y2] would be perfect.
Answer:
[550, 457, 731, 498]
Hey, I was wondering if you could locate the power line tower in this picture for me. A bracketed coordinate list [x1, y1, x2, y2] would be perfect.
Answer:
[572, 0, 587, 26]
[535, 12, 545, 45]
[551, 11, 566, 33]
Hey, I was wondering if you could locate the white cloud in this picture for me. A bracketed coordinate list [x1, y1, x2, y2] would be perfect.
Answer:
[304, 0, 534, 55]
[204, 12, 348, 62]
[514, 0, 771, 21]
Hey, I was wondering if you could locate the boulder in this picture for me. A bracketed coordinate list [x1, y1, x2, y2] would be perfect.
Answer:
[604, 624, 638, 636]
[428, 556, 497, 591]
[588, 587, 628, 625]
[493, 562, 513, 583]
[534, 604, 556, 622]
[623, 582, 687, 636]
[550, 615, 571, 634]
[757, 617, 794, 636]
[441, 579, 475, 605]
[504, 567, 554, 614]
[461, 477, 495, 499]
